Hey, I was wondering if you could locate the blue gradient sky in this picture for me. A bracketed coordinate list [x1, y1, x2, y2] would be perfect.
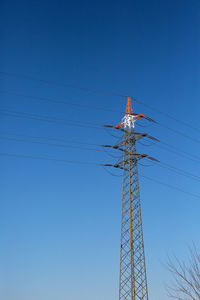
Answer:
[0, 0, 200, 299]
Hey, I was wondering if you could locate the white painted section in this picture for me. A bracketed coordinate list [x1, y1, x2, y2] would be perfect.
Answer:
[121, 114, 137, 129]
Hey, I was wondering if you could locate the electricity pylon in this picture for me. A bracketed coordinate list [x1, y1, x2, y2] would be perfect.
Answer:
[115, 97, 149, 300]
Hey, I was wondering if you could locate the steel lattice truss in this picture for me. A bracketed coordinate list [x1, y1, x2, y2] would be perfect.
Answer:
[118, 128, 148, 300]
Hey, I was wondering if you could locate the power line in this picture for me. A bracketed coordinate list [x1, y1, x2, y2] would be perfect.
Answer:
[1, 128, 200, 171]
[159, 140, 200, 162]
[158, 122, 200, 144]
[0, 108, 100, 127]
[0, 152, 99, 166]
[1, 106, 200, 162]
[155, 143, 200, 164]
[2, 103, 200, 146]
[0, 135, 113, 153]
[2, 89, 200, 144]
[139, 135, 200, 163]
[0, 71, 127, 98]
[1, 71, 200, 133]
[140, 174, 200, 200]
[0, 90, 122, 114]
[158, 161, 200, 182]
[0, 150, 199, 199]
[0, 130, 99, 146]
[0, 89, 155, 122]
[134, 98, 200, 134]
[100, 134, 200, 167]
[0, 109, 103, 129]
[1, 116, 200, 169]
[1, 132, 200, 184]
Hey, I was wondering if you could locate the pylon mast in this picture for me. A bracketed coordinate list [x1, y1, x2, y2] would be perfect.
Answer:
[116, 97, 148, 300]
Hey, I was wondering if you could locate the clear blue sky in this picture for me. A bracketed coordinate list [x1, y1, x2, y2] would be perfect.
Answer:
[0, 0, 200, 299]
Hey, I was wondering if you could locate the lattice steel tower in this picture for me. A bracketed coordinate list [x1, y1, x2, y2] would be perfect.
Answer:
[115, 97, 148, 300]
